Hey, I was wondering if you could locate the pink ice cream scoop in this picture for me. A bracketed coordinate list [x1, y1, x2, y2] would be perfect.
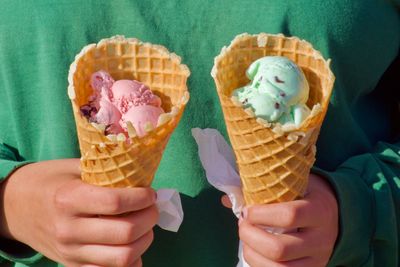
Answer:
[89, 70, 115, 110]
[111, 80, 162, 113]
[122, 105, 164, 137]
[95, 88, 124, 134]
[80, 70, 164, 138]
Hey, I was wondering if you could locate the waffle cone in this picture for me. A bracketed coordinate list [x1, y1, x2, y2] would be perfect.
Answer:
[68, 36, 190, 187]
[212, 33, 335, 204]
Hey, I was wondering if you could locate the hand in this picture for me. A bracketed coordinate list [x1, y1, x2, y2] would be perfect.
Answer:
[222, 174, 338, 267]
[0, 159, 158, 267]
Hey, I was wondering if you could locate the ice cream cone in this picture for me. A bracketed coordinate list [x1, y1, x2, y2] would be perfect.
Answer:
[68, 35, 190, 187]
[212, 33, 335, 204]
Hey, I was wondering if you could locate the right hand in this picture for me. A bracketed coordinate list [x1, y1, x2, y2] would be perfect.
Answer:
[0, 159, 158, 267]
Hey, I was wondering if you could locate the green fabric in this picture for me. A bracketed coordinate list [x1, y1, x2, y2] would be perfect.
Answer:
[0, 0, 399, 266]
[0, 239, 43, 266]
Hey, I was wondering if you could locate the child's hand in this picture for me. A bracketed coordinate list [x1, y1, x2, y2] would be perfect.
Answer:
[0, 159, 158, 267]
[222, 174, 338, 267]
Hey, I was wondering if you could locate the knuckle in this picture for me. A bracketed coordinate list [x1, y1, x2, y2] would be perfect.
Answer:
[54, 223, 72, 244]
[281, 205, 298, 227]
[54, 190, 71, 211]
[269, 239, 287, 261]
[118, 223, 136, 243]
[140, 188, 156, 205]
[246, 206, 255, 219]
[103, 193, 122, 213]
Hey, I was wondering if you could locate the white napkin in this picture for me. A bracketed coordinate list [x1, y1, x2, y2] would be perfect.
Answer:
[192, 128, 290, 267]
[156, 189, 184, 232]
[191, 128, 244, 217]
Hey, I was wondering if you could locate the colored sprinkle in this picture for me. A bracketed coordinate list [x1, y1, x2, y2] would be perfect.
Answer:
[275, 102, 280, 109]
[275, 76, 285, 83]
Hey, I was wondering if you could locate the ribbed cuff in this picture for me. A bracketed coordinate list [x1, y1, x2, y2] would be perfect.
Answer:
[0, 238, 43, 264]
[312, 162, 375, 266]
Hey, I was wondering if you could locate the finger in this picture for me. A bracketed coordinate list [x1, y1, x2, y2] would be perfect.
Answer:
[75, 230, 153, 267]
[63, 206, 158, 245]
[221, 195, 232, 208]
[244, 199, 318, 228]
[56, 182, 156, 215]
[239, 219, 312, 261]
[44, 158, 81, 175]
[243, 243, 314, 267]
[133, 258, 143, 267]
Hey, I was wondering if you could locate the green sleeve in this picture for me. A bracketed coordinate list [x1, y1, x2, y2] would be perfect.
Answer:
[0, 143, 43, 265]
[313, 141, 400, 267]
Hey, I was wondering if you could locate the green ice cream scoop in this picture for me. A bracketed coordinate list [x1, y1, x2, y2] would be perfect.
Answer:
[233, 56, 311, 127]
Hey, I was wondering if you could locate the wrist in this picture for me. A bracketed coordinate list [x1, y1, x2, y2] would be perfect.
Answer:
[0, 177, 13, 240]
[0, 162, 35, 241]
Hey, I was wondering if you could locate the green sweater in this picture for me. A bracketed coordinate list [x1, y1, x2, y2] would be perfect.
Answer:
[0, 1, 399, 266]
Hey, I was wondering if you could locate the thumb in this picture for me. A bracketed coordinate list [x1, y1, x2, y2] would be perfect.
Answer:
[221, 195, 233, 209]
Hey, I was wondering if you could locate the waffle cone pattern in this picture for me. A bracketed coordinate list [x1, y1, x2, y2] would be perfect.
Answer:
[212, 33, 335, 204]
[68, 36, 190, 187]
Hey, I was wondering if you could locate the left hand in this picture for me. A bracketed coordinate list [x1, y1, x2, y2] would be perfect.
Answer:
[223, 174, 338, 267]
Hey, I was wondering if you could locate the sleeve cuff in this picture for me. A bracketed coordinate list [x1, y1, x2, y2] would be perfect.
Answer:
[312, 158, 375, 266]
[0, 238, 43, 264]
[0, 146, 39, 264]
[0, 160, 34, 182]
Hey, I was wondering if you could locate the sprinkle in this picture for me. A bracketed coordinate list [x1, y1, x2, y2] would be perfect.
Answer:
[280, 92, 286, 97]
[104, 125, 113, 135]
[275, 102, 280, 109]
[242, 98, 248, 105]
[274, 76, 285, 83]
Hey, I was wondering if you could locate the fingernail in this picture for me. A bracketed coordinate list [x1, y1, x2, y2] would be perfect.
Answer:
[153, 190, 158, 202]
